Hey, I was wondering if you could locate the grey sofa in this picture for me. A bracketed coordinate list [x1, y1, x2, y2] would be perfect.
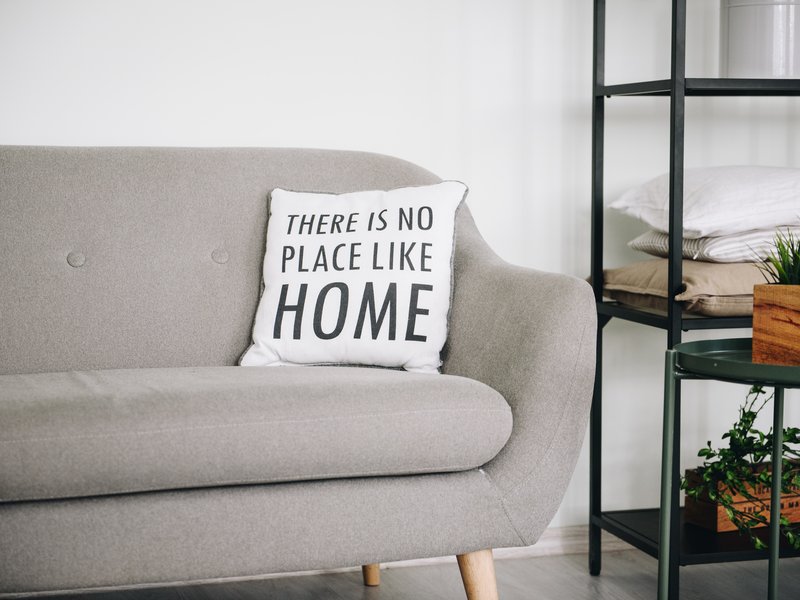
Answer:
[0, 146, 596, 599]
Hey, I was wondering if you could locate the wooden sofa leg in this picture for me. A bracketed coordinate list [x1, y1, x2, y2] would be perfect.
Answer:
[362, 563, 380, 586]
[457, 549, 499, 600]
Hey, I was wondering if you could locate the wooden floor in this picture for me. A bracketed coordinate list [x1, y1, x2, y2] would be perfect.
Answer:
[50, 551, 800, 600]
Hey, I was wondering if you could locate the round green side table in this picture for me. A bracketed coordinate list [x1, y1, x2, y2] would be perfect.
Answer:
[658, 338, 800, 600]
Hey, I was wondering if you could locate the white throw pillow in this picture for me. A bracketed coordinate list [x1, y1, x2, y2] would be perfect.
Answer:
[240, 182, 467, 373]
[610, 166, 800, 239]
[628, 227, 800, 263]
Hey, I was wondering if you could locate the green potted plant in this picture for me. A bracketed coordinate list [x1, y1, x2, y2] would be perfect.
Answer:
[753, 227, 800, 366]
[682, 386, 800, 549]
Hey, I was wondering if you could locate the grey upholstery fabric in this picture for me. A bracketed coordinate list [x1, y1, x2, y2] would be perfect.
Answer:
[0, 146, 440, 376]
[0, 147, 596, 597]
[0, 472, 522, 596]
[443, 208, 597, 545]
[0, 366, 511, 502]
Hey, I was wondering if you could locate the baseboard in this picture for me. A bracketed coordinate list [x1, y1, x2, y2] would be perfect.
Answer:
[383, 525, 633, 569]
[498, 524, 633, 559]
[259, 524, 633, 580]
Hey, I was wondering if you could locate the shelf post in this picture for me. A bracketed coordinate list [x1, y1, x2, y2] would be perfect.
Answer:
[589, 0, 606, 578]
[590, 0, 605, 304]
[768, 387, 785, 600]
[667, 0, 687, 350]
[589, 325, 603, 576]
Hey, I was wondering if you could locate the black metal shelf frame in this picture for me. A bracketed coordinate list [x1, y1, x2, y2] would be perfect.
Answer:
[595, 510, 800, 565]
[589, 1, 799, 598]
[596, 301, 754, 331]
[600, 78, 800, 97]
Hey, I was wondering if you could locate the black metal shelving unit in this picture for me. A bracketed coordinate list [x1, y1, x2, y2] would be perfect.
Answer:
[589, 1, 800, 598]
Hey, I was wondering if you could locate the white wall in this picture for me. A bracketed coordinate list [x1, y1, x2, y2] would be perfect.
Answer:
[1, 0, 798, 531]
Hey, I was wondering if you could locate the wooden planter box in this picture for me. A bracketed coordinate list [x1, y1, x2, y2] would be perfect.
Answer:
[752, 284, 800, 366]
[684, 467, 800, 533]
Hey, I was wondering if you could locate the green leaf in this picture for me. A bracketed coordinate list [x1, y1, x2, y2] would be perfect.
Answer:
[686, 382, 800, 552]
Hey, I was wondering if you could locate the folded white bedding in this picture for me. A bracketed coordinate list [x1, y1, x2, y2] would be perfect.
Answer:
[610, 166, 800, 238]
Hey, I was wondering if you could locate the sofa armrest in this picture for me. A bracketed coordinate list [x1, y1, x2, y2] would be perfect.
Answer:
[443, 208, 597, 545]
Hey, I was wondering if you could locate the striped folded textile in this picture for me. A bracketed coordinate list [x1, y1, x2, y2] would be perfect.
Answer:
[628, 227, 800, 263]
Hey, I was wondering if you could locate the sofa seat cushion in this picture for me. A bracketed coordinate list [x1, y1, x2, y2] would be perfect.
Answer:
[0, 366, 512, 502]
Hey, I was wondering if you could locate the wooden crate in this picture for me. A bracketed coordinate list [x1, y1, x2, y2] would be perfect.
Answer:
[684, 468, 800, 533]
[753, 284, 800, 367]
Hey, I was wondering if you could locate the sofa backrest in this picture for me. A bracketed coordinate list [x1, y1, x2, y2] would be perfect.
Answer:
[0, 146, 456, 375]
